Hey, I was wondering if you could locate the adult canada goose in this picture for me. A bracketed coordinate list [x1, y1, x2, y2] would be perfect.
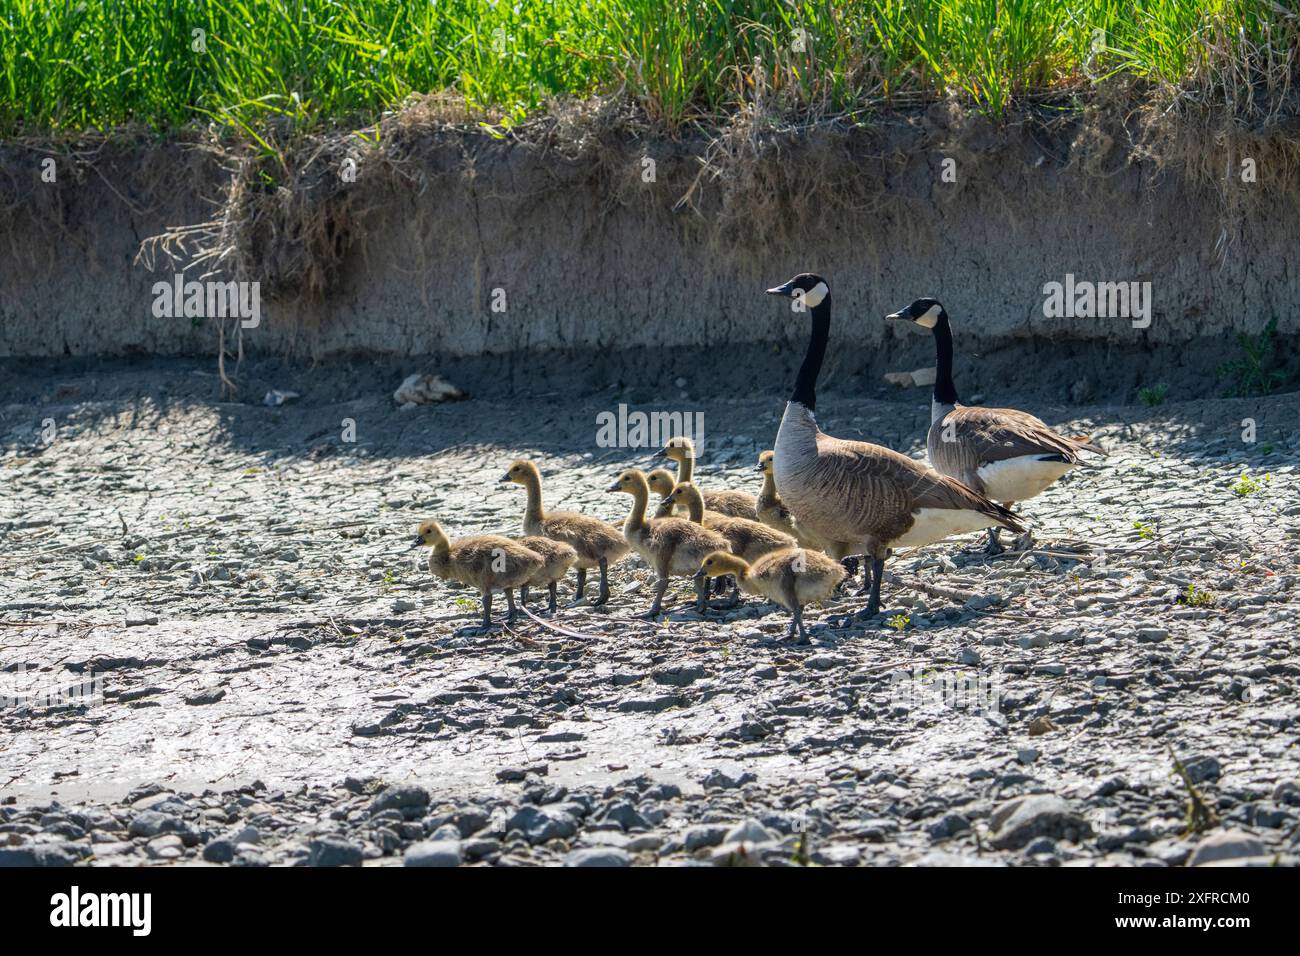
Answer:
[501, 460, 629, 605]
[413, 520, 543, 629]
[669, 480, 797, 604]
[885, 297, 1108, 553]
[694, 548, 845, 644]
[658, 436, 758, 519]
[517, 536, 578, 613]
[766, 273, 1024, 616]
[607, 468, 731, 617]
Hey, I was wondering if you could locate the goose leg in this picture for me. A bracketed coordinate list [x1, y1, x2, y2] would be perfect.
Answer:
[574, 567, 588, 601]
[1005, 505, 1033, 551]
[793, 607, 810, 645]
[520, 584, 530, 605]
[786, 610, 799, 641]
[548, 581, 558, 614]
[645, 578, 669, 618]
[725, 576, 741, 608]
[695, 572, 709, 613]
[480, 590, 493, 629]
[595, 557, 610, 606]
[985, 527, 1004, 555]
[854, 557, 885, 618]
[856, 557, 873, 597]
[505, 588, 519, 624]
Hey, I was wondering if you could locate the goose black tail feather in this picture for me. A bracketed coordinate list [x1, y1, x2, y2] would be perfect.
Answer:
[985, 500, 1027, 535]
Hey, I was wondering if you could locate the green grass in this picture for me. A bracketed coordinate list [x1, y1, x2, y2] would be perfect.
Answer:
[1217, 318, 1288, 397]
[1230, 470, 1271, 496]
[1138, 382, 1169, 406]
[1, 0, 1294, 137]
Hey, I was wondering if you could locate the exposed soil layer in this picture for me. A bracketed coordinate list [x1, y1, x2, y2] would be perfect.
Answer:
[1, 360, 1297, 866]
[2, 103, 1298, 394]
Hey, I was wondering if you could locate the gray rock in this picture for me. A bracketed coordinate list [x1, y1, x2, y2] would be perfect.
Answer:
[0, 846, 36, 867]
[701, 768, 756, 790]
[928, 812, 971, 841]
[564, 847, 630, 867]
[308, 835, 364, 867]
[368, 784, 430, 816]
[1187, 830, 1268, 866]
[506, 805, 577, 845]
[989, 795, 1091, 850]
[202, 838, 235, 863]
[597, 801, 651, 832]
[127, 810, 196, 844]
[683, 824, 729, 851]
[1182, 754, 1221, 784]
[404, 840, 462, 867]
[723, 819, 774, 846]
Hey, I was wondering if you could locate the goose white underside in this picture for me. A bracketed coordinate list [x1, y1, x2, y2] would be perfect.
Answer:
[977, 455, 1075, 504]
[889, 507, 1003, 548]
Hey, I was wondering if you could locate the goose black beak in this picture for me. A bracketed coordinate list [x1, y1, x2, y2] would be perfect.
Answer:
[765, 281, 796, 297]
[885, 309, 910, 321]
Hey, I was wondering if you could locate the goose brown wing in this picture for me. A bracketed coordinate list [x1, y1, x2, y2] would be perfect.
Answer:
[946, 406, 1091, 464]
[818, 434, 1024, 533]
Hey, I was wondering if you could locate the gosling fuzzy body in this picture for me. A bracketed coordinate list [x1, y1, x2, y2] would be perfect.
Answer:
[608, 468, 731, 617]
[670, 481, 796, 563]
[502, 459, 630, 605]
[414, 520, 543, 628]
[696, 548, 845, 644]
[517, 535, 578, 613]
[660, 436, 758, 520]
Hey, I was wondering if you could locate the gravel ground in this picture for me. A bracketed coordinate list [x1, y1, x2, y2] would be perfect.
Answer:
[1, 360, 1298, 867]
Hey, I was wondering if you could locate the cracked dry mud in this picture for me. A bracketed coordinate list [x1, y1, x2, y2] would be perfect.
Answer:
[2, 362, 1298, 867]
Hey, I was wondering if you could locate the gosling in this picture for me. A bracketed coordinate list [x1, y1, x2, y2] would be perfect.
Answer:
[501, 459, 630, 605]
[695, 548, 846, 644]
[667, 480, 796, 604]
[413, 520, 543, 629]
[659, 436, 757, 519]
[517, 536, 578, 613]
[608, 468, 730, 617]
[646, 468, 679, 518]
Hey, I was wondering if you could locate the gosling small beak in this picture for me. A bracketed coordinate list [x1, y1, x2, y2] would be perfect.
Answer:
[410, 536, 424, 550]
[605, 480, 622, 493]
[765, 280, 796, 297]
[498, 472, 512, 483]
[692, 568, 706, 582]
[654, 448, 669, 459]
[753, 461, 765, 471]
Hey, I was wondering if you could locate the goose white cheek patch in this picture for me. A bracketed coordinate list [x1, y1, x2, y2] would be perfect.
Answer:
[797, 282, 828, 309]
[915, 304, 941, 328]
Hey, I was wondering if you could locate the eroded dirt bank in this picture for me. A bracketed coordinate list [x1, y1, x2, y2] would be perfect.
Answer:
[1, 360, 1297, 866]
[2, 103, 1298, 374]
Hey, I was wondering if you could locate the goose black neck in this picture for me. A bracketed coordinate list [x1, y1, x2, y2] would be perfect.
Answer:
[932, 311, 959, 406]
[790, 299, 830, 411]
